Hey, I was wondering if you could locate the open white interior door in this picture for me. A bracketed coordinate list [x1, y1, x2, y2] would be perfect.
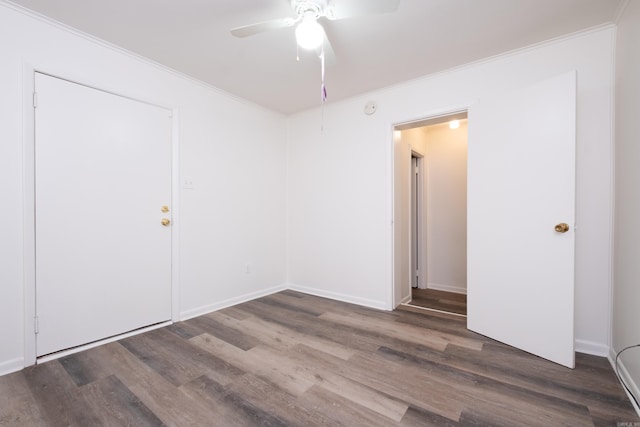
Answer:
[467, 71, 576, 368]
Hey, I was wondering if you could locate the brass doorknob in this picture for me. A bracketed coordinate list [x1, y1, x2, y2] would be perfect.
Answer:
[161, 218, 171, 226]
[554, 223, 569, 233]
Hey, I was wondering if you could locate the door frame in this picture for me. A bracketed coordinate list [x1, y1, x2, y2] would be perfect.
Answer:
[388, 104, 471, 309]
[410, 151, 425, 290]
[22, 64, 181, 366]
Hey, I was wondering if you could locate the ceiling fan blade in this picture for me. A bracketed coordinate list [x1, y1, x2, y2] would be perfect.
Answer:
[230, 17, 297, 38]
[325, 0, 400, 20]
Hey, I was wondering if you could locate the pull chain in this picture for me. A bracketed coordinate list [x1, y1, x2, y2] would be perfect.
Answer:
[295, 40, 327, 131]
[320, 45, 327, 132]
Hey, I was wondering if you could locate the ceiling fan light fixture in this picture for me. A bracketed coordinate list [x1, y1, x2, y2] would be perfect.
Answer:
[295, 15, 324, 50]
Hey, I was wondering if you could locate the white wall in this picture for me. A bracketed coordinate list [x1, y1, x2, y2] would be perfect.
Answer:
[613, 0, 640, 406]
[424, 122, 468, 294]
[0, 3, 287, 374]
[287, 27, 615, 354]
[393, 128, 414, 305]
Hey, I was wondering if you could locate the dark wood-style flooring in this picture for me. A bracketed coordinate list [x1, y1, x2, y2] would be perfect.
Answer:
[0, 290, 637, 426]
[409, 288, 467, 316]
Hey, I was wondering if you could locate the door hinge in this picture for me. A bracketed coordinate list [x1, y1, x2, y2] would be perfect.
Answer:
[33, 92, 37, 109]
[34, 316, 39, 334]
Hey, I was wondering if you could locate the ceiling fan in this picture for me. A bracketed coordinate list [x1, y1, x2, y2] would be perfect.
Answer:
[230, 0, 400, 57]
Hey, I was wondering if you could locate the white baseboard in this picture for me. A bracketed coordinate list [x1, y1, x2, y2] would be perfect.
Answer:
[287, 283, 388, 311]
[428, 282, 467, 294]
[0, 357, 24, 377]
[575, 339, 609, 357]
[400, 294, 412, 305]
[609, 347, 640, 418]
[179, 283, 287, 321]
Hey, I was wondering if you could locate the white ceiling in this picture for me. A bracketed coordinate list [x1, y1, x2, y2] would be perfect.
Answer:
[8, 0, 624, 114]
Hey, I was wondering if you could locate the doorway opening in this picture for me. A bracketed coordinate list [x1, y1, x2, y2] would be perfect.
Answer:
[393, 111, 468, 316]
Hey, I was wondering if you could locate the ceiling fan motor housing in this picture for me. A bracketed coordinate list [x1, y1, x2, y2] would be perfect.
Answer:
[291, 0, 329, 19]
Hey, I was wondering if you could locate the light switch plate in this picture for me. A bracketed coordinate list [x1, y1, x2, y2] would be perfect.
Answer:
[182, 176, 194, 189]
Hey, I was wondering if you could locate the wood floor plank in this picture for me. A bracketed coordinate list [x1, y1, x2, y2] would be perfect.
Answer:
[81, 374, 166, 426]
[187, 313, 260, 350]
[205, 310, 300, 352]
[194, 331, 409, 422]
[241, 297, 471, 364]
[410, 288, 467, 315]
[97, 342, 224, 426]
[2, 290, 637, 426]
[291, 291, 404, 321]
[278, 339, 463, 422]
[298, 384, 400, 427]
[119, 327, 244, 387]
[165, 320, 205, 340]
[58, 348, 117, 387]
[232, 299, 383, 353]
[315, 371, 409, 422]
[393, 308, 487, 341]
[180, 374, 289, 427]
[235, 313, 356, 360]
[241, 345, 318, 395]
[320, 311, 483, 352]
[218, 305, 254, 321]
[258, 293, 327, 317]
[269, 290, 403, 324]
[442, 341, 635, 415]
[373, 346, 595, 426]
[280, 343, 410, 422]
[225, 373, 339, 426]
[0, 370, 46, 427]
[399, 405, 461, 427]
[22, 361, 103, 426]
[337, 350, 466, 421]
[190, 333, 315, 396]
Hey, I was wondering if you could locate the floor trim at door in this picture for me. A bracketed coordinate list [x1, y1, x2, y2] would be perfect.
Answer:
[37, 320, 172, 364]
[398, 303, 467, 320]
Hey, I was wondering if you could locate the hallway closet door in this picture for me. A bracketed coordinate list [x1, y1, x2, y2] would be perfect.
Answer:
[467, 71, 576, 368]
[34, 72, 172, 357]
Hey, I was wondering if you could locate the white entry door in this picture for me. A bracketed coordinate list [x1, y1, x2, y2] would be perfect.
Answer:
[467, 72, 576, 368]
[35, 73, 172, 357]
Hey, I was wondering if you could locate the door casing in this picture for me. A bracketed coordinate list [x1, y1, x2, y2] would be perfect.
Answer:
[391, 108, 470, 308]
